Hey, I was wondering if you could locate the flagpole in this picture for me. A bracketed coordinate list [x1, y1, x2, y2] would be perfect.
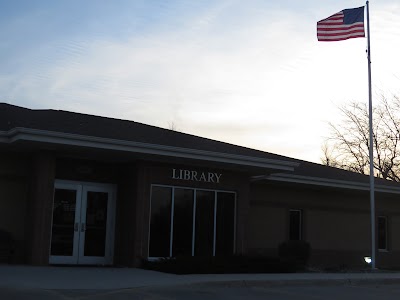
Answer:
[366, 0, 376, 270]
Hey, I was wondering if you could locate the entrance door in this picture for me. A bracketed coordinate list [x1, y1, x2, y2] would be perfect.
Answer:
[49, 180, 116, 265]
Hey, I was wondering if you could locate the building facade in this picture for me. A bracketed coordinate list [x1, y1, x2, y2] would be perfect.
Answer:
[1, 103, 400, 269]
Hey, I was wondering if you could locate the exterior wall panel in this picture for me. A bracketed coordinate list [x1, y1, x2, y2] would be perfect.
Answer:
[114, 165, 137, 267]
[307, 210, 370, 251]
[391, 217, 400, 251]
[27, 153, 56, 265]
[246, 206, 286, 256]
[248, 182, 400, 268]
[0, 154, 29, 263]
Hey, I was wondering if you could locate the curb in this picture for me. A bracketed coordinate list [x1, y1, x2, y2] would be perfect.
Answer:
[179, 277, 400, 289]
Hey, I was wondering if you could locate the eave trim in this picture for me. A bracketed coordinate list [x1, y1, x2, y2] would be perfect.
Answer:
[262, 173, 400, 194]
[0, 128, 299, 171]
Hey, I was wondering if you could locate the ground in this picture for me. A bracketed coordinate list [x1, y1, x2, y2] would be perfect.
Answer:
[2, 282, 400, 300]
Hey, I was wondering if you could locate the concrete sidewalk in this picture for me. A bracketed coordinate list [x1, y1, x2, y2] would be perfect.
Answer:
[1, 265, 400, 290]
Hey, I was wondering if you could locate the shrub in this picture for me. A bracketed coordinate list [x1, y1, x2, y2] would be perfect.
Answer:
[0, 229, 15, 264]
[142, 255, 297, 274]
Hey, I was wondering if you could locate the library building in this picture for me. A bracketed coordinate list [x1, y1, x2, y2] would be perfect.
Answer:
[1, 103, 400, 269]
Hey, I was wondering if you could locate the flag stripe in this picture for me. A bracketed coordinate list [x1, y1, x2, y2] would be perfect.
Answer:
[318, 32, 365, 39]
[318, 12, 343, 23]
[319, 18, 343, 23]
[318, 33, 365, 42]
[317, 23, 364, 30]
[318, 31, 365, 41]
[317, 7, 365, 42]
[319, 20, 344, 25]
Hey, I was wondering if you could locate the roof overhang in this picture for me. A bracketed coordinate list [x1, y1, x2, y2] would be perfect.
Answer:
[254, 173, 400, 194]
[0, 127, 299, 171]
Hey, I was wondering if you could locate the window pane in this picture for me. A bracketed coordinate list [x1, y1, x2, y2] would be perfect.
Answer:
[216, 192, 235, 256]
[378, 216, 387, 250]
[149, 186, 172, 257]
[195, 190, 215, 256]
[172, 189, 194, 257]
[84, 191, 108, 257]
[51, 189, 77, 256]
[289, 210, 302, 241]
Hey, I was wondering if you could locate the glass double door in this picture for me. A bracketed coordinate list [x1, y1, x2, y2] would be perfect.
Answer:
[49, 180, 116, 265]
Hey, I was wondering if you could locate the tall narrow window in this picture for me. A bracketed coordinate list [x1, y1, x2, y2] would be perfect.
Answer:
[289, 209, 302, 241]
[149, 186, 172, 257]
[378, 216, 388, 251]
[172, 189, 194, 256]
[194, 190, 215, 256]
[215, 192, 235, 256]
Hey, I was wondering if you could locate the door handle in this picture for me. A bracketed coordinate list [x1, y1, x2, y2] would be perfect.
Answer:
[81, 223, 86, 232]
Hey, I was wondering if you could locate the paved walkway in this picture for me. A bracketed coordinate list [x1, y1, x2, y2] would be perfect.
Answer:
[1, 265, 400, 290]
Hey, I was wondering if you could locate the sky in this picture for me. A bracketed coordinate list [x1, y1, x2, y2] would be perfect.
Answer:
[1, 0, 400, 164]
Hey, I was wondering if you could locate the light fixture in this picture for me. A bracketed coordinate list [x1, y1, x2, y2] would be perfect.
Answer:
[364, 256, 372, 264]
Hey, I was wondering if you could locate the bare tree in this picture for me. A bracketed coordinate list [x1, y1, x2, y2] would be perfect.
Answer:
[321, 142, 340, 168]
[168, 121, 178, 131]
[323, 95, 400, 181]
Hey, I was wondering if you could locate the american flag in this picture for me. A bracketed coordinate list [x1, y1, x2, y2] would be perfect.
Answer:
[317, 7, 365, 42]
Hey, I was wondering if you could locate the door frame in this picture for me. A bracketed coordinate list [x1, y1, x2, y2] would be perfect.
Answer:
[49, 180, 117, 265]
